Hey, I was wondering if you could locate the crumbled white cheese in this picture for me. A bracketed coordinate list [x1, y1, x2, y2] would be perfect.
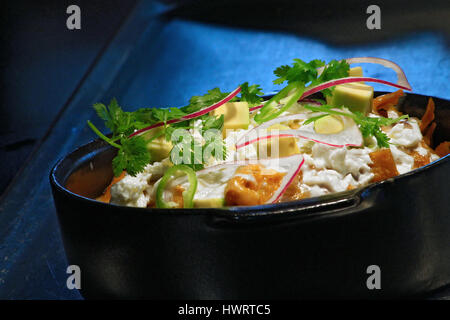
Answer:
[389, 145, 414, 174]
[110, 159, 171, 207]
[387, 119, 422, 148]
[110, 172, 151, 208]
[299, 142, 374, 196]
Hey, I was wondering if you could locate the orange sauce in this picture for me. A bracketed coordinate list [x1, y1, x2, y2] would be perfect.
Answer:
[172, 185, 185, 208]
[96, 171, 126, 203]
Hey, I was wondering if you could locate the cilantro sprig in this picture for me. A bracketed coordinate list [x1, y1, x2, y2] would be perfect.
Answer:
[168, 113, 227, 171]
[88, 85, 243, 176]
[239, 82, 264, 106]
[302, 104, 408, 148]
[181, 82, 263, 114]
[88, 99, 152, 177]
[255, 59, 350, 124]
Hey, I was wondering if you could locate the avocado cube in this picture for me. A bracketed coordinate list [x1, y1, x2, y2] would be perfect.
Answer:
[257, 124, 300, 158]
[142, 127, 173, 162]
[329, 83, 374, 115]
[326, 66, 373, 114]
[211, 101, 250, 137]
[349, 66, 363, 77]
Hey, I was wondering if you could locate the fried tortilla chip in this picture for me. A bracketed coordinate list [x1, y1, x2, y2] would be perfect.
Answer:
[369, 148, 400, 183]
[373, 90, 403, 117]
[423, 122, 436, 147]
[420, 98, 435, 133]
[435, 141, 450, 158]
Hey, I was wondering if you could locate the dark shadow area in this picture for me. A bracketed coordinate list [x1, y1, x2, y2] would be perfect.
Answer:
[0, 0, 137, 195]
[166, 0, 450, 45]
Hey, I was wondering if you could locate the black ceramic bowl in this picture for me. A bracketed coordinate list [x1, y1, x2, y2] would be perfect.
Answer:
[50, 92, 450, 299]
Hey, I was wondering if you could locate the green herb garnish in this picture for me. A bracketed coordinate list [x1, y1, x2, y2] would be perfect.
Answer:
[255, 58, 349, 124]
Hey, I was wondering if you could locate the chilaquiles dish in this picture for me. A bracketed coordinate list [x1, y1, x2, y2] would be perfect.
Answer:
[84, 58, 450, 208]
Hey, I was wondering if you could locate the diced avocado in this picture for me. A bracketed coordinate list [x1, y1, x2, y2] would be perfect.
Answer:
[349, 66, 363, 77]
[142, 127, 173, 162]
[329, 83, 374, 115]
[211, 101, 250, 137]
[326, 66, 374, 114]
[194, 198, 225, 208]
[324, 67, 362, 101]
[314, 115, 344, 134]
[257, 124, 300, 158]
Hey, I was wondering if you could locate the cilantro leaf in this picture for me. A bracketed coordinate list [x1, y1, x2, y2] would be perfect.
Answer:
[201, 114, 224, 134]
[273, 59, 325, 85]
[257, 58, 348, 124]
[163, 120, 192, 141]
[239, 82, 264, 106]
[112, 136, 151, 177]
[183, 88, 231, 114]
[152, 107, 187, 123]
[352, 112, 407, 148]
[93, 98, 135, 137]
[168, 117, 227, 172]
[313, 59, 350, 96]
[273, 65, 291, 85]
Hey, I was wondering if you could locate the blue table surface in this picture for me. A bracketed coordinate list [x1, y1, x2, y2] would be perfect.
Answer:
[0, 0, 449, 299]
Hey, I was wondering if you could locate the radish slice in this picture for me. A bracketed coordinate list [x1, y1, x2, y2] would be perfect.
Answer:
[167, 154, 304, 205]
[237, 112, 363, 149]
[265, 154, 304, 203]
[345, 57, 411, 90]
[300, 76, 411, 101]
[312, 57, 411, 99]
[198, 154, 305, 204]
[249, 104, 263, 113]
[129, 87, 242, 138]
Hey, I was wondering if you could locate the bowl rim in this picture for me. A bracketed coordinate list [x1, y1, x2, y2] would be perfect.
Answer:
[49, 91, 450, 217]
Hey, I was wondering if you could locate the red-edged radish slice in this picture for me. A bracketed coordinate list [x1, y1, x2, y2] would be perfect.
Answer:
[237, 112, 363, 149]
[265, 154, 304, 203]
[202, 154, 304, 204]
[249, 104, 263, 113]
[129, 87, 241, 138]
[312, 57, 411, 100]
[345, 57, 411, 90]
[300, 76, 411, 102]
[169, 154, 304, 205]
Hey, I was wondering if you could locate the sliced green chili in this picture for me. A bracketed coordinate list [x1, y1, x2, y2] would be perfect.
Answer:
[156, 164, 198, 208]
[254, 82, 305, 123]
